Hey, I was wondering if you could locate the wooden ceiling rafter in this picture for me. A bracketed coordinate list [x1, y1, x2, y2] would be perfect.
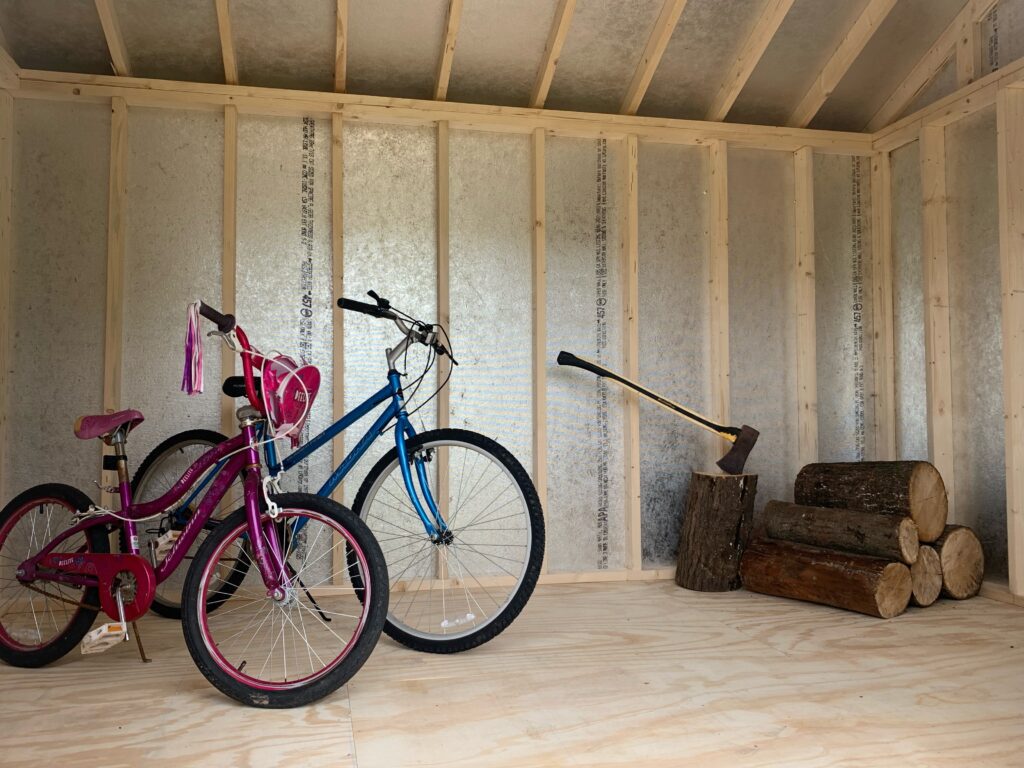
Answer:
[335, 0, 348, 93]
[787, 0, 899, 128]
[434, 0, 464, 102]
[867, 0, 996, 132]
[215, 0, 239, 86]
[529, 0, 576, 109]
[619, 0, 690, 116]
[705, 0, 795, 122]
[94, 0, 131, 77]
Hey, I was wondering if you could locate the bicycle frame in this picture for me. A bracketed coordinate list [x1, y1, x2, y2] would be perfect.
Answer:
[265, 369, 447, 539]
[20, 424, 288, 594]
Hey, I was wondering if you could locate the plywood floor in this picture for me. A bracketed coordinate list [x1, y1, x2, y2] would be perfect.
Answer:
[1, 581, 1022, 767]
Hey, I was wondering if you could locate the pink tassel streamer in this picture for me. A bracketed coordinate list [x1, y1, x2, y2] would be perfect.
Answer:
[182, 301, 204, 395]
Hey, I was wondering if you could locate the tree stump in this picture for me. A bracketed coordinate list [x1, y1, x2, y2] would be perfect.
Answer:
[740, 539, 912, 618]
[794, 461, 947, 541]
[675, 472, 757, 592]
[933, 525, 984, 599]
[763, 500, 919, 564]
[910, 545, 942, 607]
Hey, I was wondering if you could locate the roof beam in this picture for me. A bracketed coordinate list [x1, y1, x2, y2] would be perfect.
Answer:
[94, 0, 131, 76]
[529, 0, 576, 109]
[705, 0, 795, 122]
[215, 0, 238, 86]
[787, 0, 898, 128]
[0, 43, 18, 90]
[866, 0, 993, 132]
[620, 0, 689, 116]
[434, 0, 463, 101]
[335, 0, 348, 92]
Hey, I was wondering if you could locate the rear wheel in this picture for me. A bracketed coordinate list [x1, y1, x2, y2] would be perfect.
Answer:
[351, 428, 544, 654]
[181, 494, 388, 708]
[129, 430, 248, 619]
[0, 484, 110, 667]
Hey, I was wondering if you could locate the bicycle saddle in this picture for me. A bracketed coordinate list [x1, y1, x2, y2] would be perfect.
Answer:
[222, 375, 262, 399]
[74, 409, 145, 441]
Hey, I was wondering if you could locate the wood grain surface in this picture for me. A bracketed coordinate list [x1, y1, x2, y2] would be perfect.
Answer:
[1, 581, 1022, 767]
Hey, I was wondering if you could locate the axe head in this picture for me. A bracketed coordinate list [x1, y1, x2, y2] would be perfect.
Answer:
[715, 425, 759, 475]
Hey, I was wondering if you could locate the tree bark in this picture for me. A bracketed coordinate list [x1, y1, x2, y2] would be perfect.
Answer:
[910, 545, 942, 606]
[794, 461, 947, 542]
[763, 500, 919, 564]
[933, 525, 984, 599]
[675, 472, 757, 592]
[740, 538, 912, 618]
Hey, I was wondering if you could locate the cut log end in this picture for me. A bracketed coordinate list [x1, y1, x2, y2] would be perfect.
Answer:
[937, 526, 984, 599]
[898, 517, 921, 565]
[877, 562, 914, 618]
[909, 462, 948, 542]
[910, 545, 942, 607]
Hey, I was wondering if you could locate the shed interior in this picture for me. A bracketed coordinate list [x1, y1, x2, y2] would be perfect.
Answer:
[0, 1, 1023, 766]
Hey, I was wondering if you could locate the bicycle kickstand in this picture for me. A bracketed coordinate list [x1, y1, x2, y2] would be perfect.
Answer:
[131, 621, 152, 663]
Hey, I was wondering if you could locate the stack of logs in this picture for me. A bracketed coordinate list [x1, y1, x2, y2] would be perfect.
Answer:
[740, 461, 985, 618]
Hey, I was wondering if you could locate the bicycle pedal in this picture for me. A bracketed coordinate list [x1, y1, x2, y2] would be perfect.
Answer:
[153, 529, 181, 562]
[81, 622, 128, 655]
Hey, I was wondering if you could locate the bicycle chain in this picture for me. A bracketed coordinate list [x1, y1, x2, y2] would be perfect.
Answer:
[22, 583, 100, 612]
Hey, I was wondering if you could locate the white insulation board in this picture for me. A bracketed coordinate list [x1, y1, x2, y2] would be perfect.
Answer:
[814, 155, 875, 462]
[123, 108, 223, 464]
[545, 137, 626, 572]
[890, 141, 928, 461]
[448, 131, 533, 476]
[5, 101, 109, 501]
[236, 115, 334, 496]
[341, 123, 438, 508]
[636, 142, 709, 568]
[946, 108, 1006, 577]
[980, 0, 1024, 77]
[728, 149, 797, 511]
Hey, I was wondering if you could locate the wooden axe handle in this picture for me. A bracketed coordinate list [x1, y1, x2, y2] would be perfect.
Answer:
[556, 351, 739, 442]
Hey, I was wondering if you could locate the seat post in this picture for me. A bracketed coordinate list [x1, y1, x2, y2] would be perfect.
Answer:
[109, 430, 130, 487]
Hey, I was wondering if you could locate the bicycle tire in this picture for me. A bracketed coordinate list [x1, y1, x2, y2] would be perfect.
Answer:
[0, 483, 110, 668]
[351, 428, 544, 654]
[180, 494, 389, 708]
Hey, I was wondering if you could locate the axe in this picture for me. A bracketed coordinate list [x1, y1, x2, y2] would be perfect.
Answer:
[556, 351, 759, 475]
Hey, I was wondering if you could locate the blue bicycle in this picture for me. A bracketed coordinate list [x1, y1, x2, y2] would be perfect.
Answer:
[130, 292, 545, 653]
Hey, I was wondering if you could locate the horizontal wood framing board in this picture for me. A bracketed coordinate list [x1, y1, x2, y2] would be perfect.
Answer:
[11, 70, 873, 154]
[874, 54, 1024, 153]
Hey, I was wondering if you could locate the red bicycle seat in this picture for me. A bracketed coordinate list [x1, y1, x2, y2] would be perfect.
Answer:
[73, 409, 145, 441]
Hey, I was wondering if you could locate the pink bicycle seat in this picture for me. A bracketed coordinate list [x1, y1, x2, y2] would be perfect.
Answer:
[74, 409, 145, 441]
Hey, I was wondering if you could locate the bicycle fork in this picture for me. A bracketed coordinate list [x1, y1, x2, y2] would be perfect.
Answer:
[237, 419, 292, 599]
[390, 372, 448, 542]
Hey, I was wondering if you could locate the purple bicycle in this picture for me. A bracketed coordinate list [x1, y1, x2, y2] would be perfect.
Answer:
[0, 304, 388, 707]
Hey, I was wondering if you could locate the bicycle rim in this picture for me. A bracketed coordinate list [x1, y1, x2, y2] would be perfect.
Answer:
[196, 510, 374, 690]
[362, 438, 532, 642]
[0, 497, 91, 651]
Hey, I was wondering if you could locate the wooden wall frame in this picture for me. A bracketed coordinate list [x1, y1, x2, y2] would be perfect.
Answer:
[4, 52, 1024, 596]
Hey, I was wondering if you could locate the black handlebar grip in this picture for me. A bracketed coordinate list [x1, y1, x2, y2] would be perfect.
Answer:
[337, 297, 397, 320]
[199, 302, 236, 333]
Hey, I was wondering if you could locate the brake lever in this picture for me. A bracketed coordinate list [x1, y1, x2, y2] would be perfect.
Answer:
[367, 290, 391, 310]
[207, 329, 240, 352]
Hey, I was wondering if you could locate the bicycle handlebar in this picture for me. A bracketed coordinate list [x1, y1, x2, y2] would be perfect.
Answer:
[336, 297, 397, 320]
[337, 292, 457, 365]
[199, 302, 236, 333]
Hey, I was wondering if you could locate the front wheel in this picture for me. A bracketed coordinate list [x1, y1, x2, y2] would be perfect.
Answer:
[181, 494, 388, 708]
[351, 428, 545, 653]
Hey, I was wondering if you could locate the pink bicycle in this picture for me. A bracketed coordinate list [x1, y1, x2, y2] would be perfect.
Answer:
[0, 303, 388, 708]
